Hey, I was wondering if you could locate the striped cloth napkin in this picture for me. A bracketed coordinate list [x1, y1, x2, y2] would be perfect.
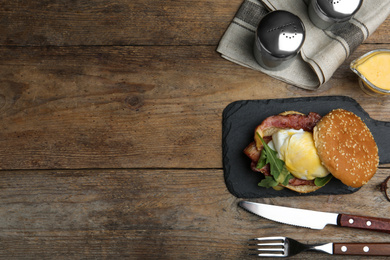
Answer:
[217, 0, 390, 90]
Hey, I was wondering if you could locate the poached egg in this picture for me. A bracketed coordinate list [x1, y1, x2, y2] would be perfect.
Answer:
[268, 129, 329, 180]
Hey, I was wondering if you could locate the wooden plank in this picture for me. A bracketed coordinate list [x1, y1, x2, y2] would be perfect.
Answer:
[365, 18, 390, 44]
[0, 168, 389, 259]
[0, 0, 241, 46]
[0, 0, 388, 46]
[0, 44, 389, 170]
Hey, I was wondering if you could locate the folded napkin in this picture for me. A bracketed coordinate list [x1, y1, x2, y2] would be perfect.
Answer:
[217, 0, 390, 90]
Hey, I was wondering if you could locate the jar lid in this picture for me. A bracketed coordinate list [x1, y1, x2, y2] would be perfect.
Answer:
[256, 11, 305, 60]
[316, 0, 362, 22]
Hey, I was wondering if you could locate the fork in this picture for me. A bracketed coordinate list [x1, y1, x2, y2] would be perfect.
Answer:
[249, 237, 390, 257]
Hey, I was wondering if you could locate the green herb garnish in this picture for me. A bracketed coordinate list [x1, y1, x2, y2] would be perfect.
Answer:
[314, 174, 333, 187]
[256, 149, 267, 170]
[256, 133, 294, 188]
[258, 176, 279, 188]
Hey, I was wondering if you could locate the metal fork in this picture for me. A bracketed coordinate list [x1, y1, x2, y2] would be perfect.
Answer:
[249, 236, 390, 257]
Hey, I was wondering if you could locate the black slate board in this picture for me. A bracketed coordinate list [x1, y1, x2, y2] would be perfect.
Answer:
[222, 96, 390, 198]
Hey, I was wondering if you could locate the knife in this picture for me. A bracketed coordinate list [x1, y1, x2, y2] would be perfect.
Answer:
[239, 201, 390, 233]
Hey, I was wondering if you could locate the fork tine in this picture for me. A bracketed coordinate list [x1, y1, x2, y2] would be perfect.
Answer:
[249, 237, 285, 247]
[249, 253, 285, 257]
[251, 236, 285, 241]
[248, 237, 287, 257]
[249, 242, 284, 247]
[249, 250, 286, 257]
[251, 248, 284, 252]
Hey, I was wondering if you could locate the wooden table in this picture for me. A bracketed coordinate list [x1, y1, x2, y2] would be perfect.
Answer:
[0, 1, 389, 259]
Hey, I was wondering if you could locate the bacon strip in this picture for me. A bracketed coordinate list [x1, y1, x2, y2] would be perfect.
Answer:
[289, 178, 315, 186]
[244, 112, 322, 186]
[243, 136, 272, 162]
[258, 112, 321, 133]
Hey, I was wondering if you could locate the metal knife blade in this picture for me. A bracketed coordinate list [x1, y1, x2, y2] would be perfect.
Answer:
[239, 201, 338, 229]
[239, 201, 390, 233]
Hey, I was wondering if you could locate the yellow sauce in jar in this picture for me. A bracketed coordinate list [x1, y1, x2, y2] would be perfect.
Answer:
[355, 52, 390, 91]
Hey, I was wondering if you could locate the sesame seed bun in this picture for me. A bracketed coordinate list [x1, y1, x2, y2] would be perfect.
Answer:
[313, 109, 379, 188]
[280, 182, 323, 194]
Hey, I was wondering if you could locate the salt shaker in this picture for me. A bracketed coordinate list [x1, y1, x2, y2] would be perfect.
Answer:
[308, 0, 363, 30]
[253, 10, 305, 71]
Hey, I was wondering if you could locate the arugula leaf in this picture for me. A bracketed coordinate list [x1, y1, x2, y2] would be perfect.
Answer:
[314, 174, 333, 187]
[281, 171, 294, 186]
[259, 134, 285, 177]
[258, 176, 279, 188]
[256, 133, 293, 188]
[256, 149, 267, 169]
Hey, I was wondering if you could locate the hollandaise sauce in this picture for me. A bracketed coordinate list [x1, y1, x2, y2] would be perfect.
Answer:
[269, 129, 328, 180]
[356, 52, 390, 90]
[351, 49, 390, 95]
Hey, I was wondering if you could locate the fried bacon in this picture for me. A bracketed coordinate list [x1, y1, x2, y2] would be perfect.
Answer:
[258, 112, 321, 133]
[243, 137, 272, 162]
[289, 178, 315, 186]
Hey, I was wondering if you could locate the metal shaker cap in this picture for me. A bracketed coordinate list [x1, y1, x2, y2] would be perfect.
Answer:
[254, 10, 305, 70]
[312, 0, 362, 25]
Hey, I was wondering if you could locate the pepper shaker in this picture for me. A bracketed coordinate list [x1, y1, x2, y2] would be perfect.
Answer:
[253, 10, 306, 71]
[308, 0, 363, 30]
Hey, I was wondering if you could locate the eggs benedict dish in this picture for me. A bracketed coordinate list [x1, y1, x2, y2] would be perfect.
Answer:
[244, 109, 379, 193]
[268, 129, 328, 180]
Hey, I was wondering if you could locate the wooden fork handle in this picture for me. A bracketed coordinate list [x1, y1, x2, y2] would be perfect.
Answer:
[338, 214, 390, 233]
[334, 243, 390, 256]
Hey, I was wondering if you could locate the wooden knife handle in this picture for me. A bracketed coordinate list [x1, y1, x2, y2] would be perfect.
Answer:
[334, 243, 390, 256]
[338, 214, 390, 233]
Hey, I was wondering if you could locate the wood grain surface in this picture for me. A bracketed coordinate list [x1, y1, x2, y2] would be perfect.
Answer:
[0, 0, 389, 259]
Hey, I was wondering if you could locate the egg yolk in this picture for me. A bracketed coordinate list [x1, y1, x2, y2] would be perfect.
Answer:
[270, 129, 329, 180]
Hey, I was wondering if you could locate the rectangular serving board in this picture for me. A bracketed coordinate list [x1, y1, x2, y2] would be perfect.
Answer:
[222, 96, 390, 198]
